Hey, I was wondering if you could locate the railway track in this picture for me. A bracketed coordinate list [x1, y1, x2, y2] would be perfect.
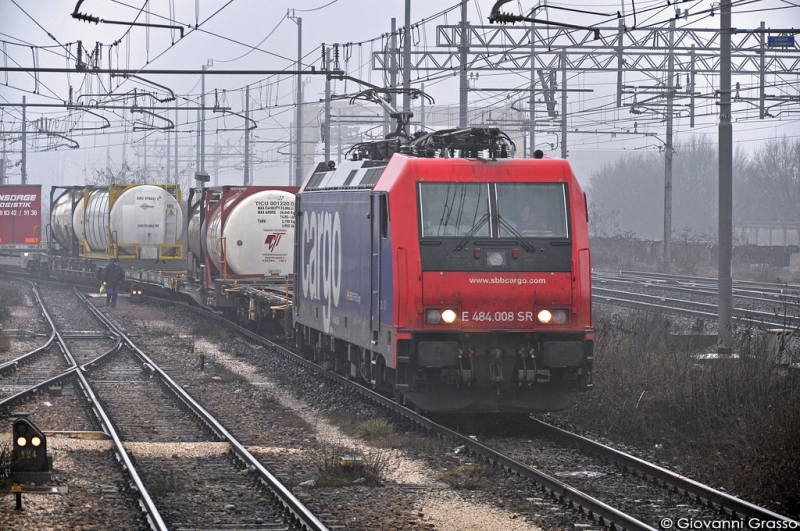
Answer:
[595, 270, 800, 307]
[523, 418, 791, 524]
[593, 270, 800, 329]
[145, 294, 798, 530]
[0, 280, 330, 531]
[4, 274, 795, 528]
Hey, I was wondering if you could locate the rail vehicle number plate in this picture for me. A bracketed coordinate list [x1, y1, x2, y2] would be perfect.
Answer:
[462, 311, 535, 322]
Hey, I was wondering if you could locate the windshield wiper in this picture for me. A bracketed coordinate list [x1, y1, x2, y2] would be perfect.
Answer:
[497, 216, 536, 252]
[453, 213, 489, 252]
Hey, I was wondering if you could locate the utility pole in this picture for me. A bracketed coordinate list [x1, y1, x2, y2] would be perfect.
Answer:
[420, 82, 426, 131]
[758, 21, 766, 119]
[289, 12, 304, 186]
[337, 111, 342, 164]
[403, 0, 411, 114]
[288, 121, 293, 185]
[663, 19, 676, 271]
[244, 85, 250, 185]
[560, 50, 567, 159]
[324, 47, 331, 163]
[174, 99, 179, 184]
[0, 138, 5, 184]
[459, 0, 469, 127]
[195, 106, 200, 176]
[201, 63, 207, 175]
[21, 95, 26, 185]
[213, 138, 219, 187]
[386, 18, 398, 137]
[529, 20, 536, 158]
[167, 114, 171, 182]
[718, 0, 733, 354]
[616, 19, 624, 107]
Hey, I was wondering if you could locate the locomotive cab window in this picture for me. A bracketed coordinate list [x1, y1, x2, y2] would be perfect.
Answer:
[419, 182, 569, 240]
[419, 183, 491, 238]
[496, 183, 569, 239]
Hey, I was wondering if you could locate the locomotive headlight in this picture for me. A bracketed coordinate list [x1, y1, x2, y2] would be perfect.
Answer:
[537, 309, 569, 325]
[31, 436, 42, 447]
[486, 250, 507, 268]
[426, 309, 458, 325]
[16, 437, 27, 447]
[441, 309, 457, 324]
[537, 309, 553, 324]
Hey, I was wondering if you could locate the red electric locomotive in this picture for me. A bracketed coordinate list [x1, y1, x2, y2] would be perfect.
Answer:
[292, 128, 592, 413]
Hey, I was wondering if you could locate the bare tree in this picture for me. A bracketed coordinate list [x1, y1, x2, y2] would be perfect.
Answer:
[587, 152, 663, 238]
[738, 136, 800, 224]
[89, 161, 191, 190]
[587, 137, 750, 240]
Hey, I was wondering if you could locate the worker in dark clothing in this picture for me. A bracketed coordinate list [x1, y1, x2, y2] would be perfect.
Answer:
[102, 258, 125, 308]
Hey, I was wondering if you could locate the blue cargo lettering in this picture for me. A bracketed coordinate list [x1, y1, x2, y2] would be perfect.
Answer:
[301, 210, 342, 332]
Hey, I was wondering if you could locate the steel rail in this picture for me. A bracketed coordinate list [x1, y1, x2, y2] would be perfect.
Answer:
[593, 287, 800, 329]
[0, 282, 57, 374]
[598, 270, 800, 296]
[529, 418, 797, 524]
[594, 274, 800, 308]
[75, 289, 329, 531]
[28, 285, 169, 531]
[0, 278, 168, 528]
[0, 340, 123, 412]
[595, 273, 800, 306]
[153, 296, 658, 531]
[2, 279, 166, 526]
[0, 280, 123, 409]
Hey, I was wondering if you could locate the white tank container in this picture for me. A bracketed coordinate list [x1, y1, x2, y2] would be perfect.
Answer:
[83, 189, 109, 252]
[73, 185, 182, 257]
[187, 204, 202, 260]
[107, 185, 183, 259]
[51, 191, 75, 248]
[205, 190, 295, 276]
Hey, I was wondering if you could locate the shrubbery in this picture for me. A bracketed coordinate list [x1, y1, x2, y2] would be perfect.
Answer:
[558, 307, 800, 516]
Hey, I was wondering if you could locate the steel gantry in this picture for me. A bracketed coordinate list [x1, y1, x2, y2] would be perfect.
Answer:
[374, 22, 799, 115]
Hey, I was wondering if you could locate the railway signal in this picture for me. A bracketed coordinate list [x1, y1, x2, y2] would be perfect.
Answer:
[11, 415, 49, 473]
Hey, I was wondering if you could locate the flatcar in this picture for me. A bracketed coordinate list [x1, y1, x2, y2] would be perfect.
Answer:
[173, 185, 299, 324]
[291, 128, 593, 413]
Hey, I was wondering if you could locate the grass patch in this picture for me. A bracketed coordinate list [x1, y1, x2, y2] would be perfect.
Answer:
[509, 499, 533, 512]
[355, 418, 395, 439]
[441, 463, 495, 490]
[309, 439, 392, 488]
